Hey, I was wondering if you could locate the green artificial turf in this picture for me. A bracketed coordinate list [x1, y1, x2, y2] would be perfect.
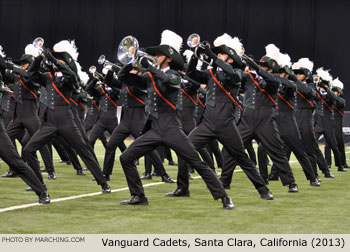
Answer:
[0, 141, 349, 233]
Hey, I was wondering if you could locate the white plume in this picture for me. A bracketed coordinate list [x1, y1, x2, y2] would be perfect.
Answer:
[265, 44, 280, 61]
[331, 77, 344, 90]
[160, 30, 183, 53]
[316, 67, 333, 82]
[276, 53, 291, 68]
[292, 58, 314, 72]
[53, 40, 79, 61]
[75, 62, 89, 85]
[24, 44, 40, 57]
[213, 33, 232, 48]
[0, 45, 6, 57]
[228, 37, 245, 56]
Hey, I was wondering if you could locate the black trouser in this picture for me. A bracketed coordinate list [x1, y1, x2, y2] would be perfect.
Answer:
[120, 111, 228, 200]
[187, 103, 269, 194]
[269, 111, 316, 181]
[295, 109, 330, 175]
[7, 100, 54, 173]
[85, 113, 108, 148]
[23, 106, 107, 185]
[314, 114, 342, 168]
[257, 142, 269, 181]
[54, 136, 83, 171]
[177, 108, 216, 180]
[52, 138, 70, 162]
[89, 112, 126, 152]
[221, 106, 295, 187]
[325, 116, 347, 166]
[103, 107, 167, 176]
[207, 139, 224, 168]
[245, 141, 257, 165]
[0, 117, 46, 196]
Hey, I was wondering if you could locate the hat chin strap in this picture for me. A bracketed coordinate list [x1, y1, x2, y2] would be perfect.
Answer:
[159, 57, 168, 69]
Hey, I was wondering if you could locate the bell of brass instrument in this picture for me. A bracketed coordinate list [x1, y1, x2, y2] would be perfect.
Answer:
[33, 37, 53, 66]
[117, 35, 160, 70]
[186, 33, 212, 66]
[97, 55, 121, 72]
[89, 66, 104, 81]
[313, 74, 320, 84]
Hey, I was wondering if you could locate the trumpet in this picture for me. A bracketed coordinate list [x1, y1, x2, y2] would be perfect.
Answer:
[97, 55, 121, 72]
[33, 37, 53, 66]
[186, 33, 212, 66]
[117, 35, 160, 71]
[89, 66, 104, 81]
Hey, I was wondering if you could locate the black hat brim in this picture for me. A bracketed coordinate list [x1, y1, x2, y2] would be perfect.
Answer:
[212, 45, 242, 66]
[12, 54, 35, 65]
[293, 68, 312, 79]
[146, 45, 184, 70]
[51, 51, 77, 73]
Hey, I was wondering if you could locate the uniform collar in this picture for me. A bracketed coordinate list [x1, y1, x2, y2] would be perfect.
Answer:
[161, 66, 170, 73]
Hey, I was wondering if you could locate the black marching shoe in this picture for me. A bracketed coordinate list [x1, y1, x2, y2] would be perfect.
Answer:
[344, 164, 350, 168]
[161, 175, 175, 183]
[120, 195, 149, 205]
[288, 182, 298, 193]
[58, 159, 68, 163]
[338, 166, 347, 172]
[260, 190, 274, 200]
[221, 197, 234, 210]
[165, 188, 190, 197]
[310, 180, 321, 186]
[38, 191, 50, 204]
[324, 171, 335, 178]
[1, 170, 18, 178]
[76, 169, 86, 176]
[48, 172, 56, 180]
[168, 161, 177, 166]
[141, 173, 152, 180]
[66, 161, 72, 165]
[188, 173, 194, 180]
[316, 175, 322, 182]
[101, 183, 111, 194]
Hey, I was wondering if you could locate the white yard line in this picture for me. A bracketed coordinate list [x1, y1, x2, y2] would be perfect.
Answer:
[0, 170, 244, 213]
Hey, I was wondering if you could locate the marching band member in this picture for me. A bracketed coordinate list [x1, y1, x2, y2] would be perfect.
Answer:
[21, 40, 111, 194]
[185, 34, 273, 200]
[292, 59, 334, 179]
[0, 50, 50, 204]
[101, 61, 174, 183]
[267, 51, 319, 186]
[324, 78, 348, 168]
[118, 30, 234, 209]
[313, 68, 346, 172]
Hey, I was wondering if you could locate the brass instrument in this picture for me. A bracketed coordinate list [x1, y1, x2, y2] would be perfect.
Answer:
[32, 37, 53, 66]
[89, 66, 104, 81]
[186, 33, 212, 65]
[97, 55, 121, 72]
[117, 35, 160, 70]
[313, 74, 320, 84]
